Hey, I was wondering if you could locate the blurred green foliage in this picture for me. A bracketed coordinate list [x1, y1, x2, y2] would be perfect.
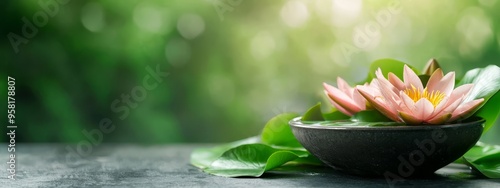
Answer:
[1, 0, 499, 143]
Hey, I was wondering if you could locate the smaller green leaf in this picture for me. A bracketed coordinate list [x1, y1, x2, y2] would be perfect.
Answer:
[462, 142, 500, 178]
[190, 136, 260, 169]
[288, 154, 324, 166]
[322, 109, 350, 121]
[261, 113, 302, 148]
[204, 144, 310, 177]
[302, 103, 324, 121]
[351, 110, 392, 122]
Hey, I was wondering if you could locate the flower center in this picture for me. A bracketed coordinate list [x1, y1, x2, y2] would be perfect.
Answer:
[404, 86, 445, 107]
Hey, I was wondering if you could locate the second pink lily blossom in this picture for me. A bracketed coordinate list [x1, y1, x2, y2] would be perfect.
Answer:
[323, 78, 378, 116]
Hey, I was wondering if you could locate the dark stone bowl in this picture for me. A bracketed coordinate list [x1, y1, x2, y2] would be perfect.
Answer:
[289, 117, 484, 178]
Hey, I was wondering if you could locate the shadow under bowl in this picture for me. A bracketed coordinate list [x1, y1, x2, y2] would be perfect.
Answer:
[289, 117, 484, 178]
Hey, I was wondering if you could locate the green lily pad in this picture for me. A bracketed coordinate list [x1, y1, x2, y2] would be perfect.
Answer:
[204, 144, 311, 177]
[261, 113, 302, 148]
[457, 65, 500, 133]
[462, 142, 500, 178]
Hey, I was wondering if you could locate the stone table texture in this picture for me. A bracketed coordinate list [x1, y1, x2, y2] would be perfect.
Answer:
[1, 144, 499, 187]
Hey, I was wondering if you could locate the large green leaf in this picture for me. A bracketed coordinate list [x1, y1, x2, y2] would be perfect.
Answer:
[190, 136, 260, 169]
[351, 110, 392, 122]
[462, 142, 500, 178]
[303, 102, 349, 121]
[302, 103, 324, 121]
[366, 58, 419, 82]
[261, 113, 302, 148]
[475, 92, 500, 133]
[322, 110, 350, 121]
[458, 65, 500, 102]
[204, 144, 311, 177]
[192, 112, 326, 177]
[457, 65, 500, 133]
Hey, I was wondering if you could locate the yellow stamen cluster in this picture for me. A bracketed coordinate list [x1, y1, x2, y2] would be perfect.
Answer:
[404, 85, 445, 107]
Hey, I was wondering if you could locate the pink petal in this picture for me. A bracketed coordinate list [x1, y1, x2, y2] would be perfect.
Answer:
[448, 84, 473, 102]
[325, 91, 354, 116]
[378, 88, 399, 113]
[337, 77, 354, 98]
[431, 72, 455, 96]
[430, 96, 449, 117]
[375, 70, 400, 102]
[428, 84, 472, 118]
[369, 79, 380, 88]
[449, 98, 485, 122]
[427, 113, 452, 124]
[324, 83, 363, 114]
[323, 82, 345, 97]
[377, 79, 398, 100]
[430, 95, 464, 119]
[377, 74, 410, 115]
[388, 73, 405, 90]
[399, 111, 423, 124]
[376, 68, 399, 94]
[375, 68, 386, 79]
[414, 98, 434, 120]
[357, 83, 378, 94]
[404, 65, 423, 90]
[377, 77, 401, 111]
[327, 93, 362, 115]
[357, 86, 401, 122]
[352, 89, 367, 110]
[399, 91, 416, 115]
[324, 94, 363, 115]
[426, 68, 443, 91]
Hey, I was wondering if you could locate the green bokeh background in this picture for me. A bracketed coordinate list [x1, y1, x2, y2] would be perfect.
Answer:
[1, 0, 499, 144]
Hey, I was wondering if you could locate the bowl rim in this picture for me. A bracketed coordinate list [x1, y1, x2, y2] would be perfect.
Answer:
[289, 116, 485, 131]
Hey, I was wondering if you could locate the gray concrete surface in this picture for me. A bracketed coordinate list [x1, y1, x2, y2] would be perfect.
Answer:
[1, 144, 499, 187]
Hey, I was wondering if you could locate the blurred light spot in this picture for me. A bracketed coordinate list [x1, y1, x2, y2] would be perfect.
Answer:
[331, 0, 362, 27]
[332, 0, 362, 14]
[208, 75, 235, 106]
[133, 3, 169, 33]
[479, 0, 497, 6]
[81, 2, 105, 32]
[388, 17, 413, 45]
[307, 48, 335, 75]
[273, 33, 288, 51]
[313, 0, 332, 19]
[412, 27, 427, 44]
[177, 14, 205, 39]
[165, 38, 191, 67]
[330, 43, 350, 67]
[251, 31, 276, 59]
[352, 24, 382, 51]
[456, 7, 493, 58]
[280, 0, 309, 28]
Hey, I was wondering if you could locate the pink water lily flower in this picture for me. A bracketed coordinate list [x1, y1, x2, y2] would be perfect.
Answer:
[357, 65, 484, 124]
[323, 78, 377, 116]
